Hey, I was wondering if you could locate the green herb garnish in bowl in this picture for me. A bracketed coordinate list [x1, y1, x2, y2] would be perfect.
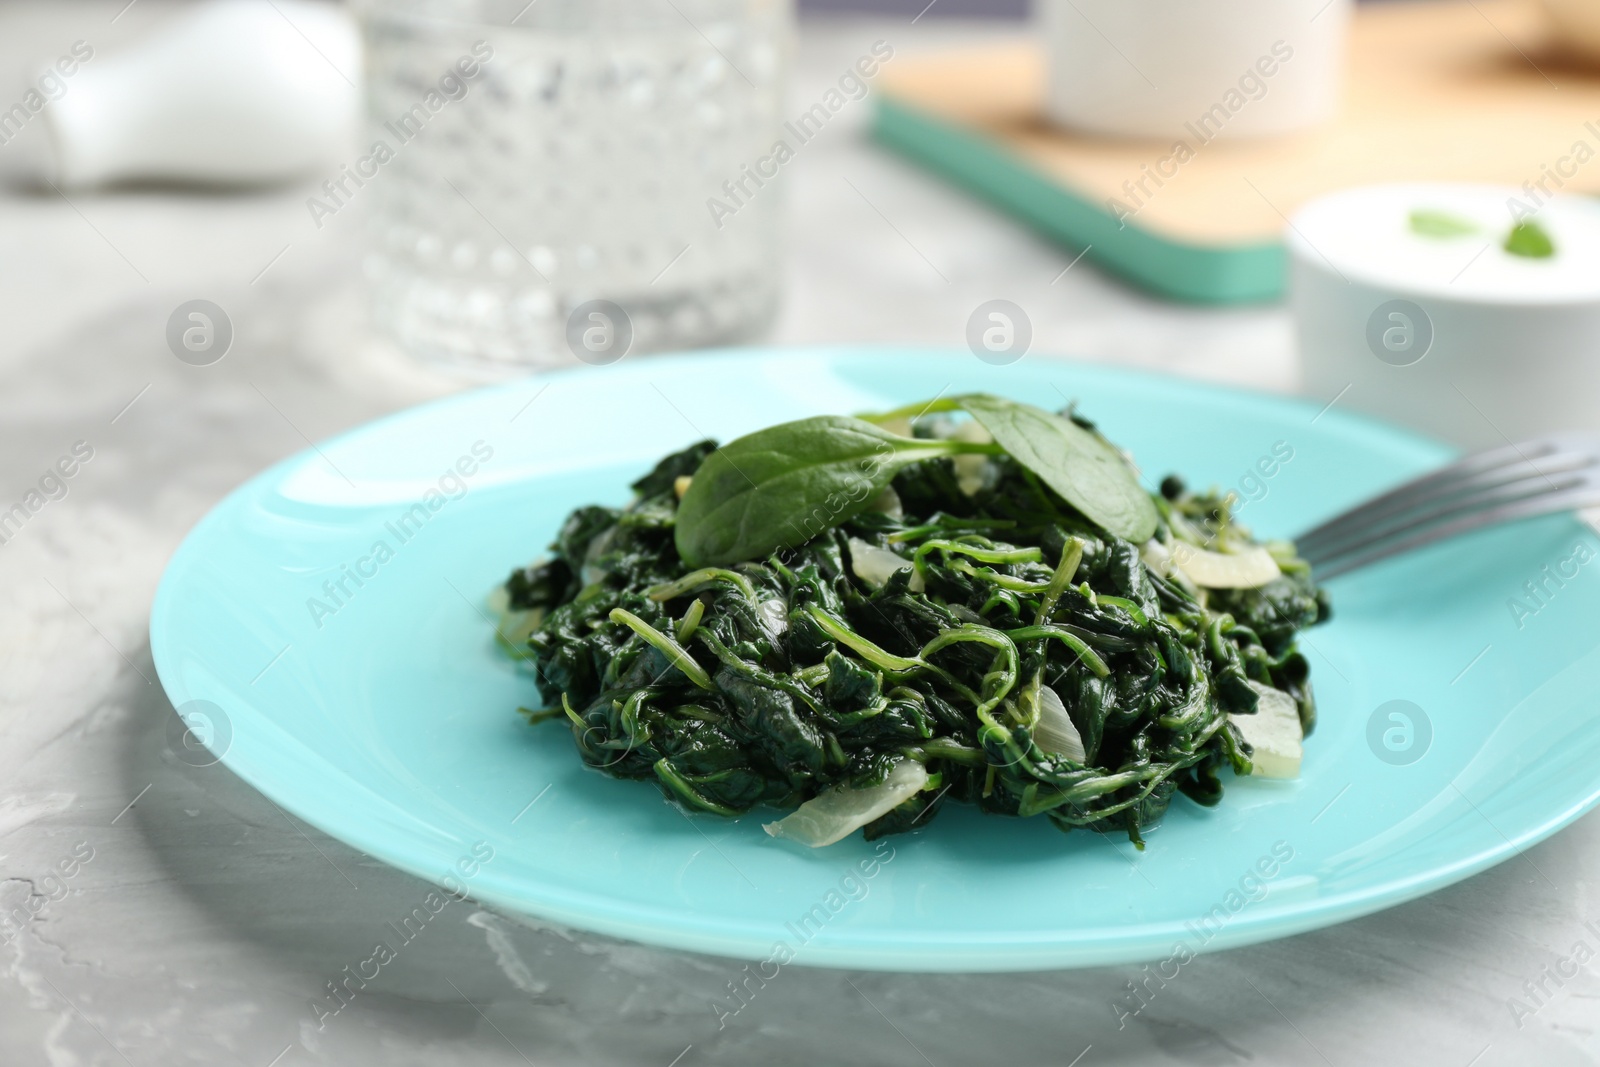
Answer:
[496, 395, 1328, 848]
[1408, 209, 1479, 239]
[1504, 219, 1556, 259]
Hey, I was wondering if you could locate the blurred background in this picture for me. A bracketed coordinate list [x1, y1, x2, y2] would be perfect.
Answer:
[0, 0, 1334, 397]
[3, 0, 1594, 434]
[3, 1, 1600, 1064]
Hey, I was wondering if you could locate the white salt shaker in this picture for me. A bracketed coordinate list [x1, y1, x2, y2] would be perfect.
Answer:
[0, 0, 358, 189]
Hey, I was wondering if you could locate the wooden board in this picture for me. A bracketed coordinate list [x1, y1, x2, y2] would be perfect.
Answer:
[872, 0, 1600, 303]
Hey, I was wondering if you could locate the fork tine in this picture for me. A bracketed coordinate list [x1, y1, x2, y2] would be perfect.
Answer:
[1299, 461, 1600, 567]
[1294, 435, 1596, 551]
[1295, 445, 1599, 552]
[1311, 486, 1600, 579]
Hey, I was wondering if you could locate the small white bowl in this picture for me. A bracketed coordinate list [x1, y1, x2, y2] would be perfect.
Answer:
[1291, 183, 1600, 448]
[1039, 0, 1352, 141]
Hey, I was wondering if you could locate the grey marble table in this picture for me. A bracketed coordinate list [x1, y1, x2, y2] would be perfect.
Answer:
[1, 4, 1597, 1066]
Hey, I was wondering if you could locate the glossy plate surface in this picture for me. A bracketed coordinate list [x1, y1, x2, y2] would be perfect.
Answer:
[150, 347, 1600, 971]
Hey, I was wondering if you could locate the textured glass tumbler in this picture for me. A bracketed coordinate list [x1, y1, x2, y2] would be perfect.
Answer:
[356, 0, 790, 375]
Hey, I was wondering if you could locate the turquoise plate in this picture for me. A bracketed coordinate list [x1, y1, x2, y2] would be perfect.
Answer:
[149, 347, 1600, 972]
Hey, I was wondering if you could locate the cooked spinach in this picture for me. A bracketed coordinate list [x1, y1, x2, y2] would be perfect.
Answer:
[499, 395, 1328, 848]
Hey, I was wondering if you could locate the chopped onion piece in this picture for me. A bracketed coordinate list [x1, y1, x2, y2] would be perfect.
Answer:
[1173, 544, 1280, 589]
[489, 582, 543, 650]
[499, 608, 544, 649]
[870, 485, 904, 520]
[581, 526, 618, 587]
[1034, 685, 1086, 762]
[1231, 681, 1303, 778]
[951, 419, 993, 496]
[759, 597, 788, 637]
[849, 537, 923, 592]
[1140, 538, 1174, 578]
[763, 760, 930, 847]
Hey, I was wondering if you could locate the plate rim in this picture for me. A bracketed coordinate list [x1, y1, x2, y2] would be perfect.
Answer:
[150, 344, 1600, 971]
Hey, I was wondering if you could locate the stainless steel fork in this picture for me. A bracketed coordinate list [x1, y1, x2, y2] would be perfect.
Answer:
[1294, 434, 1600, 579]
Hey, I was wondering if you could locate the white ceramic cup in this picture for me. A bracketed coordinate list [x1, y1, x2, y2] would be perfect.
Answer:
[1291, 183, 1600, 449]
[1039, 0, 1352, 141]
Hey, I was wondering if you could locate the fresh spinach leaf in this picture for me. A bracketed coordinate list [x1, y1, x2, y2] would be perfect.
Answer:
[674, 415, 994, 568]
[955, 393, 1159, 543]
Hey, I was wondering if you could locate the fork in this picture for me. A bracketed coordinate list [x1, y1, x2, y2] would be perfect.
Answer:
[1293, 434, 1600, 579]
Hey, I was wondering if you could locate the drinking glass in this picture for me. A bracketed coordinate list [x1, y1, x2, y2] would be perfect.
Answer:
[355, 0, 791, 375]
